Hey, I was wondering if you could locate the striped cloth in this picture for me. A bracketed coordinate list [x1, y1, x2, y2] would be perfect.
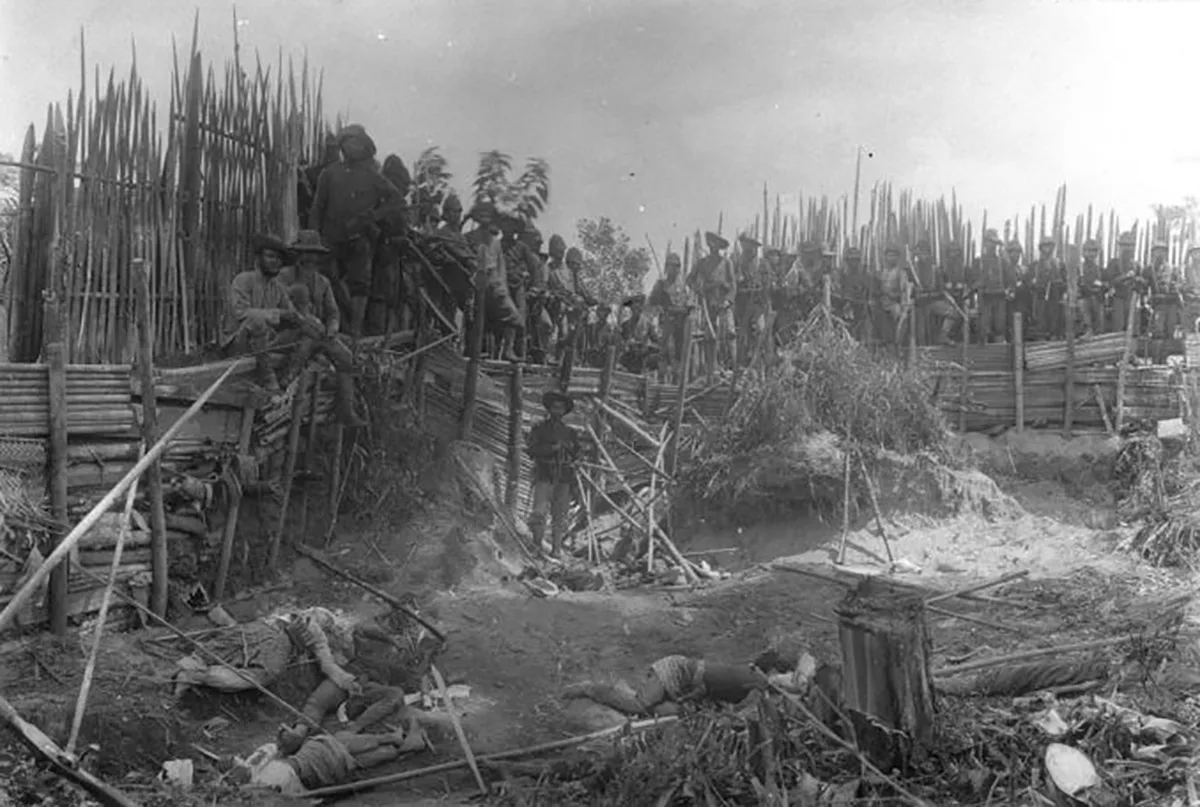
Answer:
[650, 655, 706, 701]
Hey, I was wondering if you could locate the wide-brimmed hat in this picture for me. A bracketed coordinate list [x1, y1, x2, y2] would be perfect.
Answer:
[705, 231, 730, 251]
[336, 124, 377, 158]
[290, 230, 330, 254]
[1082, 239, 1101, 252]
[664, 251, 682, 265]
[845, 246, 862, 258]
[1038, 235, 1056, 248]
[253, 233, 291, 257]
[884, 243, 902, 257]
[915, 238, 932, 252]
[1006, 239, 1024, 252]
[820, 242, 836, 257]
[542, 390, 574, 413]
[984, 229, 1003, 245]
[738, 233, 761, 249]
[800, 240, 821, 254]
[1118, 232, 1137, 246]
[1151, 240, 1169, 251]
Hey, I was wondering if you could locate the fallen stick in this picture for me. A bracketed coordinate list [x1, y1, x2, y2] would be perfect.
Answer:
[858, 456, 894, 564]
[585, 425, 698, 583]
[0, 364, 239, 635]
[0, 692, 141, 807]
[430, 664, 486, 795]
[768, 684, 933, 807]
[64, 559, 324, 733]
[302, 716, 679, 799]
[932, 634, 1136, 677]
[925, 604, 1022, 634]
[294, 543, 447, 644]
[578, 467, 697, 583]
[836, 449, 852, 565]
[66, 453, 143, 756]
[593, 397, 661, 449]
[924, 570, 1028, 606]
[771, 561, 1006, 604]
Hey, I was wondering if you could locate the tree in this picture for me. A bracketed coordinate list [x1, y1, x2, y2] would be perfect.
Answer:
[471, 150, 550, 222]
[574, 216, 653, 304]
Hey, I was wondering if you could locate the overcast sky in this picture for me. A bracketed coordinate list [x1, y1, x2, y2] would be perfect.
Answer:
[3, 0, 1199, 255]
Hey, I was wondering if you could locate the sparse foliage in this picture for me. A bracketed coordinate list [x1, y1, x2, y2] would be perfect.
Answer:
[574, 216, 653, 304]
[413, 146, 452, 208]
[471, 151, 551, 222]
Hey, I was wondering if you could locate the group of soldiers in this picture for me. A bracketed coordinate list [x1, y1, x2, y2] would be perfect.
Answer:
[224, 122, 1200, 411]
[678, 227, 1200, 372]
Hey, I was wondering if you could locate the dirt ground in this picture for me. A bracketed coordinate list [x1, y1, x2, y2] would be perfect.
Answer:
[1, 431, 1197, 806]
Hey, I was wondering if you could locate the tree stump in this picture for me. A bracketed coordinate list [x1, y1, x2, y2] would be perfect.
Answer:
[834, 577, 936, 771]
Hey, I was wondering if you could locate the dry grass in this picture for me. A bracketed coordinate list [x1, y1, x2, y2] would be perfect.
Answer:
[679, 315, 950, 519]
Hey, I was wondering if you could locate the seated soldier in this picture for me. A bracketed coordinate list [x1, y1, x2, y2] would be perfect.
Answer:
[278, 230, 366, 426]
[221, 233, 302, 393]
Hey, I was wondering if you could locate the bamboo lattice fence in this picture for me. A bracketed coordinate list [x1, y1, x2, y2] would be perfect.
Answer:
[6, 23, 328, 364]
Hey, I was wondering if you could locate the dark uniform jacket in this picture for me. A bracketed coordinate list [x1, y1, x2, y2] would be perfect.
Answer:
[309, 160, 407, 246]
[526, 417, 582, 484]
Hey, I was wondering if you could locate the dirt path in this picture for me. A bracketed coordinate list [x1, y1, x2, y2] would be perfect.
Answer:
[1, 474, 1195, 806]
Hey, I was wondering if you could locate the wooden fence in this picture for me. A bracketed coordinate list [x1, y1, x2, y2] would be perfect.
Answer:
[5, 28, 327, 364]
[922, 323, 1187, 433]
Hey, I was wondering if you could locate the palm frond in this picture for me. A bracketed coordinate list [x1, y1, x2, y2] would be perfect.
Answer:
[473, 150, 513, 207]
[512, 157, 551, 222]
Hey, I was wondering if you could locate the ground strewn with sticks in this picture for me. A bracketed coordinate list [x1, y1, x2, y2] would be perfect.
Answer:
[2, 457, 1196, 806]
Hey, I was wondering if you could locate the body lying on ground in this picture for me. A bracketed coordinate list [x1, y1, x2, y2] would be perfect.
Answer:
[234, 715, 430, 795]
[563, 645, 818, 717]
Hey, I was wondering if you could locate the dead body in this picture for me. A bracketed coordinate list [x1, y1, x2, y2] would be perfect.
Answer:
[563, 648, 812, 716]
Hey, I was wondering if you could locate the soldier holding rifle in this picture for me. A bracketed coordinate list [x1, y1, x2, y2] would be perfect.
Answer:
[1149, 241, 1182, 354]
[941, 241, 973, 345]
[1078, 239, 1106, 335]
[1106, 232, 1148, 336]
[526, 391, 583, 559]
[1032, 236, 1066, 340]
[687, 231, 738, 373]
[878, 244, 906, 347]
[975, 230, 1012, 344]
[649, 252, 691, 379]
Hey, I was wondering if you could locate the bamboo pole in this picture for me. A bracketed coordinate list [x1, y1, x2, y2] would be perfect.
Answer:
[1115, 292, 1139, 432]
[0, 693, 140, 807]
[134, 262, 168, 617]
[505, 363, 523, 511]
[303, 717, 679, 800]
[213, 403, 255, 601]
[46, 300, 69, 635]
[297, 372, 321, 537]
[268, 376, 308, 572]
[66, 459, 141, 756]
[1013, 312, 1024, 432]
[460, 249, 489, 439]
[1063, 248, 1078, 436]
[0, 363, 237, 634]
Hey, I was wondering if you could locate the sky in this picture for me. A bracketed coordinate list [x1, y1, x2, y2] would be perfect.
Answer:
[3, 0, 1200, 258]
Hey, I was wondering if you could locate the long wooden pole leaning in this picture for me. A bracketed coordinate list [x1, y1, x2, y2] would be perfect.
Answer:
[460, 256, 488, 440]
[0, 363, 238, 635]
[0, 693, 141, 807]
[584, 425, 697, 583]
[66, 460, 142, 756]
[1013, 312, 1024, 432]
[134, 262, 169, 617]
[430, 664, 487, 795]
[213, 402, 256, 601]
[268, 376, 308, 571]
[1115, 291, 1138, 432]
[302, 716, 679, 799]
[45, 308, 69, 635]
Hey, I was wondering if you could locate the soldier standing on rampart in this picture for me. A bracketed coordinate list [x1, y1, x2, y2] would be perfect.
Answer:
[975, 230, 1012, 344]
[1149, 241, 1182, 353]
[1032, 236, 1066, 340]
[1078, 240, 1106, 335]
[687, 231, 737, 373]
